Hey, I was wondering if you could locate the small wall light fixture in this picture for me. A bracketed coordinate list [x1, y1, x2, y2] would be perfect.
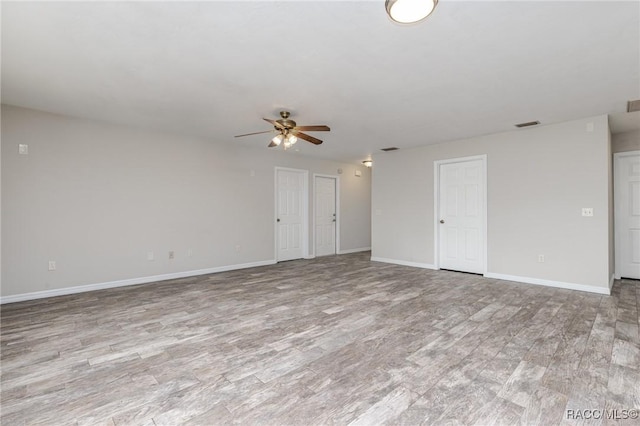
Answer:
[362, 160, 373, 168]
[385, 0, 438, 24]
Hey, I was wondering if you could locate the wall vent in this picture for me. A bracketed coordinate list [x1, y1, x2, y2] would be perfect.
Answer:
[380, 147, 399, 152]
[627, 100, 640, 112]
[514, 120, 540, 128]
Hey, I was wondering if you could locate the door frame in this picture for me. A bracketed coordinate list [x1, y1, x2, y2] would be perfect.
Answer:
[614, 150, 640, 279]
[312, 174, 340, 257]
[274, 167, 309, 261]
[433, 154, 488, 274]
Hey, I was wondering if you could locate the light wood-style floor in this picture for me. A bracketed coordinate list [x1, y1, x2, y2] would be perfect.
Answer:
[1, 252, 639, 425]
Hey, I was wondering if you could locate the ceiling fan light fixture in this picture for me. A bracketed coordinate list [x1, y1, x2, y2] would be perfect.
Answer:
[272, 134, 284, 146]
[386, 0, 438, 24]
[236, 111, 329, 149]
[362, 160, 373, 168]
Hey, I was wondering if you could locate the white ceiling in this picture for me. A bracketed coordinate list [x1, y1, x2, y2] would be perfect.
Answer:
[2, 1, 639, 164]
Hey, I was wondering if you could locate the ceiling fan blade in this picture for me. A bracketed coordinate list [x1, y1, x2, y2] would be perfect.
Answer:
[263, 118, 285, 129]
[291, 130, 323, 145]
[234, 130, 275, 138]
[294, 125, 330, 132]
[268, 141, 278, 148]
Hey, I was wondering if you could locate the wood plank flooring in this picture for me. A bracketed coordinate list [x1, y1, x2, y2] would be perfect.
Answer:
[1, 252, 639, 425]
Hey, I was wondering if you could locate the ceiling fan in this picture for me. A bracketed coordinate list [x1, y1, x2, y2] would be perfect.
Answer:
[235, 111, 330, 149]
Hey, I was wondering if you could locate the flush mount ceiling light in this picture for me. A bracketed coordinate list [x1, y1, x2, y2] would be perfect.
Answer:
[385, 0, 438, 24]
[362, 160, 373, 168]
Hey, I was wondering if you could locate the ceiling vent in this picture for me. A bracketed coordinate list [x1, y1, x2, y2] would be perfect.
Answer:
[514, 120, 540, 128]
[380, 147, 399, 152]
[627, 100, 640, 113]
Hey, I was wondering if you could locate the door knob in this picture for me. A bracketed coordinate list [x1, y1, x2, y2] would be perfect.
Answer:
[440, 219, 445, 224]
[277, 218, 280, 222]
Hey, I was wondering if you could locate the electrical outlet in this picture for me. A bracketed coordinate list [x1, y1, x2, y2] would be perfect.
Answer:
[235, 245, 241, 252]
[187, 249, 193, 257]
[147, 251, 154, 261]
[18, 144, 29, 155]
[48, 260, 56, 271]
[582, 208, 594, 217]
[168, 251, 174, 260]
[538, 255, 545, 263]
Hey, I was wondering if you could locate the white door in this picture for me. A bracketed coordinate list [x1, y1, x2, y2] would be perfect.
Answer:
[276, 169, 306, 261]
[315, 176, 336, 256]
[437, 157, 486, 274]
[615, 151, 640, 279]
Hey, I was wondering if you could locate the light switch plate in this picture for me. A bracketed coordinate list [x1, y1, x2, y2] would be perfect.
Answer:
[19, 144, 28, 155]
[355, 170, 362, 177]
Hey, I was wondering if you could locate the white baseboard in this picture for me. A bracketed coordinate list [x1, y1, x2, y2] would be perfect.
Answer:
[367, 258, 610, 295]
[370, 256, 436, 270]
[484, 272, 611, 295]
[0, 259, 277, 305]
[338, 247, 371, 255]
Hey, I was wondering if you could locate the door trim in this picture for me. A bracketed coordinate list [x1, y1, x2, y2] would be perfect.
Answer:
[274, 167, 309, 261]
[433, 154, 488, 274]
[614, 150, 640, 279]
[312, 174, 340, 257]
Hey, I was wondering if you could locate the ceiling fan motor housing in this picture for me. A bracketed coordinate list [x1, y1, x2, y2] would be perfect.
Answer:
[276, 111, 296, 129]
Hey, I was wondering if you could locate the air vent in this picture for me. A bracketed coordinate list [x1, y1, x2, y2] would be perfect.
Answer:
[380, 147, 399, 152]
[514, 120, 540, 128]
[627, 100, 640, 113]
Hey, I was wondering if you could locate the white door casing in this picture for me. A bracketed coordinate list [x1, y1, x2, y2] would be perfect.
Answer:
[434, 155, 487, 274]
[275, 168, 308, 262]
[615, 151, 640, 279]
[314, 175, 337, 256]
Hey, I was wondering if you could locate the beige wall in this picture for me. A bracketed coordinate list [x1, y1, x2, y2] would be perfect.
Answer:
[372, 115, 611, 293]
[612, 130, 640, 153]
[1, 105, 371, 299]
